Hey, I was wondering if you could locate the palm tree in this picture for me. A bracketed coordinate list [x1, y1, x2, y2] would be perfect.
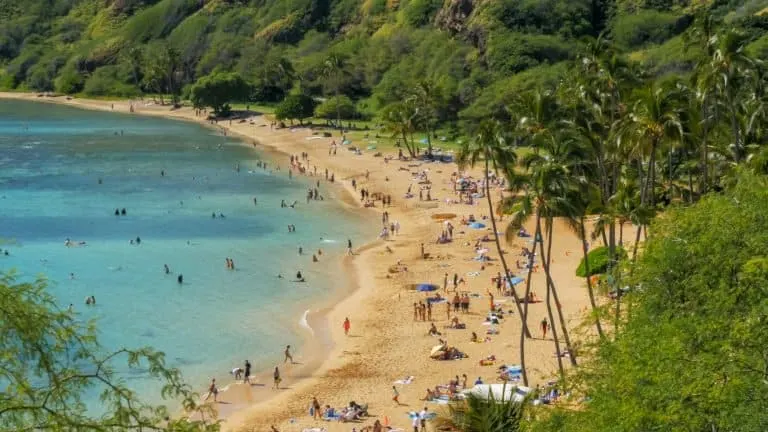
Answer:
[458, 120, 532, 381]
[568, 185, 606, 339]
[412, 80, 441, 157]
[382, 100, 419, 158]
[709, 30, 753, 162]
[322, 54, 346, 130]
[433, 386, 524, 432]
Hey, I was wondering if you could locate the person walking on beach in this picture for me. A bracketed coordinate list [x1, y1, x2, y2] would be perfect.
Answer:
[273, 367, 281, 389]
[343, 317, 351, 336]
[347, 239, 353, 256]
[392, 386, 401, 405]
[443, 273, 448, 291]
[419, 407, 429, 432]
[541, 318, 549, 339]
[204, 378, 218, 402]
[244, 360, 251, 384]
[284, 345, 294, 364]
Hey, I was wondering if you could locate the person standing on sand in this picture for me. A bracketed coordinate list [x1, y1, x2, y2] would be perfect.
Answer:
[347, 239, 353, 256]
[273, 366, 281, 389]
[392, 386, 400, 405]
[541, 318, 549, 339]
[244, 360, 251, 384]
[284, 345, 294, 363]
[443, 273, 448, 291]
[446, 301, 451, 320]
[419, 407, 429, 432]
[311, 397, 321, 419]
[343, 317, 351, 335]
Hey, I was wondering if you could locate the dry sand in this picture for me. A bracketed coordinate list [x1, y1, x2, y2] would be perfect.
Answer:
[0, 93, 627, 432]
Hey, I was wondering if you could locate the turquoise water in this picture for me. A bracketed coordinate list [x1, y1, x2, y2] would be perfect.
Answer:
[0, 100, 371, 409]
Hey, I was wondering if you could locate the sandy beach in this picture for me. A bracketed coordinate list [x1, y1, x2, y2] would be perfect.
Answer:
[0, 93, 619, 432]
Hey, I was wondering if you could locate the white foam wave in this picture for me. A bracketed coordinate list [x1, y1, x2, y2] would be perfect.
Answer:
[299, 309, 314, 336]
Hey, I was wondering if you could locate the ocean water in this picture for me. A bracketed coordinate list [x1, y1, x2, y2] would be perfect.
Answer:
[0, 99, 371, 409]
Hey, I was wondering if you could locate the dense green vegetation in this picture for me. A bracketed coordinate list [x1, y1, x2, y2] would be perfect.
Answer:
[2, 0, 765, 128]
[528, 174, 768, 431]
[575, 246, 626, 277]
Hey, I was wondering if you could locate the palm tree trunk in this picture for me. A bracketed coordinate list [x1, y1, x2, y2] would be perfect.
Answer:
[519, 213, 542, 386]
[545, 256, 566, 381]
[484, 156, 530, 338]
[727, 92, 742, 162]
[521, 213, 541, 339]
[541, 220, 577, 366]
[700, 102, 709, 196]
[581, 217, 604, 338]
[619, 221, 624, 246]
[688, 171, 694, 204]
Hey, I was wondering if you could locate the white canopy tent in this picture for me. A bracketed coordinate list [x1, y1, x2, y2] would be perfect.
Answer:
[460, 384, 531, 403]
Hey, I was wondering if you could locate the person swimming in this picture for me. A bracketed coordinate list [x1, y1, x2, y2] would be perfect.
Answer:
[135, 236, 141, 245]
[177, 274, 183, 284]
[296, 271, 304, 282]
[121, 208, 126, 215]
[114, 208, 119, 216]
[212, 212, 216, 218]
[164, 264, 170, 274]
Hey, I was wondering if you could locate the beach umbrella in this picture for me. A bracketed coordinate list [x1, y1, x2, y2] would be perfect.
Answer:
[416, 283, 438, 292]
[469, 222, 486, 229]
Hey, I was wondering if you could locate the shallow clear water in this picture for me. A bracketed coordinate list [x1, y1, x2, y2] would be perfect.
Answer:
[0, 100, 371, 409]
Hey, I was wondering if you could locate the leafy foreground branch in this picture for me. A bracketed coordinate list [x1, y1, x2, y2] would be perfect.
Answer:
[0, 273, 219, 431]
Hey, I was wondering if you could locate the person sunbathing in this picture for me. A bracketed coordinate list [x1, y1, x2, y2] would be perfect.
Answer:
[420, 388, 436, 401]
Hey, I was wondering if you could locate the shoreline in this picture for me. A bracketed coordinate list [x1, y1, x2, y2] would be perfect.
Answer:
[1, 93, 606, 432]
[0, 93, 392, 424]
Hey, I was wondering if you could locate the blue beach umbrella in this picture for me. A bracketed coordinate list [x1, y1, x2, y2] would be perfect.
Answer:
[416, 283, 438, 292]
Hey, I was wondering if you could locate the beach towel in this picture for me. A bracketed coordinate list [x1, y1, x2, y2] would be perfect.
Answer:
[394, 376, 415, 385]
[322, 413, 341, 421]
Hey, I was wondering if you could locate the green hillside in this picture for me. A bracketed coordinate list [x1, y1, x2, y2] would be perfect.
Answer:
[1, 0, 765, 120]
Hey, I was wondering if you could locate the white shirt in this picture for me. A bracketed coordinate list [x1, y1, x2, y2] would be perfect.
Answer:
[419, 409, 428, 420]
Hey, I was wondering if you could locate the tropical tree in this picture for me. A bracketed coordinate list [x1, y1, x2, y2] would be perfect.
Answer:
[434, 387, 525, 432]
[275, 94, 316, 125]
[321, 53, 347, 130]
[709, 29, 753, 163]
[0, 273, 219, 431]
[142, 42, 182, 106]
[189, 72, 251, 116]
[512, 133, 587, 372]
[412, 79, 443, 157]
[457, 120, 532, 381]
[382, 100, 420, 158]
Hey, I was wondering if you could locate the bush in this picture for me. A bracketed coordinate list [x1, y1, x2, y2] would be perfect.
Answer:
[83, 66, 139, 97]
[189, 71, 251, 115]
[403, 0, 443, 27]
[611, 10, 688, 49]
[575, 246, 627, 277]
[486, 32, 574, 75]
[54, 66, 85, 94]
[275, 94, 316, 125]
[315, 96, 357, 121]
